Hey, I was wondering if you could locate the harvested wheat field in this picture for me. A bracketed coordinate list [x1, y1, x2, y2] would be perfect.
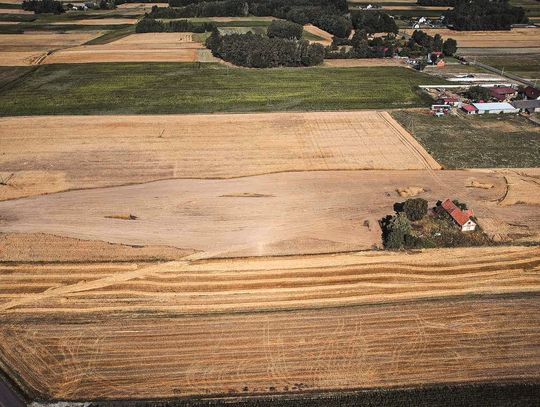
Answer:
[0, 111, 440, 200]
[324, 58, 406, 67]
[1, 169, 539, 256]
[0, 246, 538, 400]
[49, 18, 138, 25]
[0, 8, 33, 14]
[44, 32, 219, 64]
[403, 28, 540, 49]
[0, 31, 104, 65]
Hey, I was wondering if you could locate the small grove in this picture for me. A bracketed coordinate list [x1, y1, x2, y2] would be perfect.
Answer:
[380, 198, 493, 250]
[205, 22, 325, 68]
[136, 18, 216, 33]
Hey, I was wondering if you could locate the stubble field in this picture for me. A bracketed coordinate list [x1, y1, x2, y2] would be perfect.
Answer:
[0, 111, 440, 200]
[0, 247, 538, 400]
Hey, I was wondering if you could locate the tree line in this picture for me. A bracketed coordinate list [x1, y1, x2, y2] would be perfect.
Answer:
[351, 10, 398, 34]
[155, 0, 352, 38]
[22, 0, 64, 14]
[443, 0, 528, 30]
[136, 17, 217, 33]
[205, 28, 324, 67]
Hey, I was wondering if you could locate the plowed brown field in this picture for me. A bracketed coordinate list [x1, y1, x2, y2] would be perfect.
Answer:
[0, 111, 440, 200]
[0, 247, 538, 400]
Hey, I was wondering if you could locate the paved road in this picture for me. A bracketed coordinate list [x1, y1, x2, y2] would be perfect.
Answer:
[0, 378, 26, 407]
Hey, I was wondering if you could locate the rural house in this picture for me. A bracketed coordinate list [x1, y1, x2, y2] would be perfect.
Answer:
[461, 103, 478, 114]
[523, 86, 540, 100]
[489, 86, 517, 101]
[472, 102, 519, 114]
[511, 99, 540, 113]
[441, 199, 477, 232]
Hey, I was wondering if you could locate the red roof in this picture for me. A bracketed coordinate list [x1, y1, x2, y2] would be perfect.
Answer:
[462, 103, 477, 112]
[524, 86, 540, 99]
[441, 199, 474, 226]
[489, 87, 516, 100]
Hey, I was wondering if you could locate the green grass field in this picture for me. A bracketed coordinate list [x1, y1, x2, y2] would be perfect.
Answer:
[392, 111, 540, 168]
[0, 63, 444, 116]
[474, 54, 540, 80]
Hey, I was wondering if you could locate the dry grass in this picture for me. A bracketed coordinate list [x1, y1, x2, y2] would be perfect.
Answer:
[0, 246, 538, 400]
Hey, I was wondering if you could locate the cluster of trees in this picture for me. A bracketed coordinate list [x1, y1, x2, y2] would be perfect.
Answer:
[325, 29, 457, 60]
[267, 20, 303, 40]
[443, 0, 528, 30]
[407, 29, 457, 57]
[381, 198, 429, 249]
[351, 10, 398, 34]
[325, 30, 396, 59]
[136, 17, 216, 32]
[466, 85, 491, 102]
[22, 0, 64, 14]
[156, 0, 248, 17]
[156, 0, 352, 38]
[205, 29, 324, 67]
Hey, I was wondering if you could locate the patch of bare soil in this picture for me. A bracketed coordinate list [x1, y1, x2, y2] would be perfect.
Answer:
[0, 233, 194, 262]
[1, 170, 538, 256]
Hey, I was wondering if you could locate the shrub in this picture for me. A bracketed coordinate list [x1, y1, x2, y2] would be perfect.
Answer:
[403, 198, 428, 221]
[267, 20, 303, 40]
[382, 213, 411, 249]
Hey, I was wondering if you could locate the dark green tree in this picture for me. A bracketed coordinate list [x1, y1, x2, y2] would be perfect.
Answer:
[442, 38, 457, 56]
[403, 198, 428, 221]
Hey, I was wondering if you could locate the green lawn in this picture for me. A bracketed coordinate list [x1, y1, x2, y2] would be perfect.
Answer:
[392, 111, 540, 168]
[0, 63, 444, 116]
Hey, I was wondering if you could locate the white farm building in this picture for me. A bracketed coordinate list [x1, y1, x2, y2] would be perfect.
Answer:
[472, 102, 519, 114]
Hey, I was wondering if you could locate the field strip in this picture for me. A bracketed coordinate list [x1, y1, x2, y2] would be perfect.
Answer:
[2, 169, 538, 255]
[1, 246, 538, 401]
[1, 246, 538, 314]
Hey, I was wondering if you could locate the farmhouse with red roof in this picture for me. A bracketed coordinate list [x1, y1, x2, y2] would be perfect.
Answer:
[441, 199, 477, 232]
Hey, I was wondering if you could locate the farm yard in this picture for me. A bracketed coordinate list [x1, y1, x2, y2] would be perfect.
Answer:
[392, 111, 540, 169]
[1, 0, 540, 405]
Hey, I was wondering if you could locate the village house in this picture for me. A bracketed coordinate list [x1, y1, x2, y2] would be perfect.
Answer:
[461, 103, 478, 115]
[523, 86, 540, 100]
[511, 99, 540, 113]
[489, 86, 517, 101]
[441, 199, 477, 232]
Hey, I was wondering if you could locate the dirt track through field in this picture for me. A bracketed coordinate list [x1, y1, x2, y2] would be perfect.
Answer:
[0, 247, 538, 400]
[0, 111, 440, 200]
